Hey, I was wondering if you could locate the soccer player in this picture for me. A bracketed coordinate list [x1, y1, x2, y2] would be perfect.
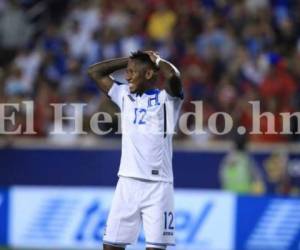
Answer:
[88, 50, 183, 250]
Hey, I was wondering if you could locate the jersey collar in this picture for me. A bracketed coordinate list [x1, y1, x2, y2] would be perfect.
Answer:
[136, 88, 160, 97]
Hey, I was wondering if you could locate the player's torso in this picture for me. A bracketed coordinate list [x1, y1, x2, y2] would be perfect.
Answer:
[119, 88, 173, 181]
[122, 89, 165, 136]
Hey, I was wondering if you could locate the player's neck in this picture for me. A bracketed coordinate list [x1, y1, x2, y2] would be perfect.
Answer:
[136, 83, 156, 96]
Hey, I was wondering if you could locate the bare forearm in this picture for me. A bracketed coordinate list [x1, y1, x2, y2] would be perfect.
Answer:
[157, 59, 183, 98]
[87, 57, 128, 94]
[88, 57, 128, 77]
[157, 59, 180, 79]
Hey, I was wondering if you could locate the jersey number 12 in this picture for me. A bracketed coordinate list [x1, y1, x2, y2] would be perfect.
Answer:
[133, 108, 147, 124]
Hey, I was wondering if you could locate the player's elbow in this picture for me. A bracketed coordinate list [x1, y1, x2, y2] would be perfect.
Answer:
[87, 67, 93, 78]
[87, 67, 103, 82]
[87, 67, 96, 79]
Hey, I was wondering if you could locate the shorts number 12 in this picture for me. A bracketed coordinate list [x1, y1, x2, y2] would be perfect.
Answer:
[164, 211, 174, 230]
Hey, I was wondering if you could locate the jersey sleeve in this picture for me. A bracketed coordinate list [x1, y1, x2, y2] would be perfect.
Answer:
[108, 82, 129, 110]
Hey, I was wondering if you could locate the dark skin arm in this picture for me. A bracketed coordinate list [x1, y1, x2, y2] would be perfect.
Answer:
[145, 51, 183, 98]
[87, 57, 129, 94]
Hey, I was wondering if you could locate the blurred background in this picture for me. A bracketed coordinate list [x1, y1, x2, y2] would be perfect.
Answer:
[0, 0, 300, 249]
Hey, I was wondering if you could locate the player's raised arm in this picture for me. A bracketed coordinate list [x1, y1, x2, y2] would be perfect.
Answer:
[87, 57, 129, 94]
[145, 51, 183, 98]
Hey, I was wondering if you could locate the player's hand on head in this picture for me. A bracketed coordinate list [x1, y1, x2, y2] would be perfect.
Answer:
[144, 50, 160, 63]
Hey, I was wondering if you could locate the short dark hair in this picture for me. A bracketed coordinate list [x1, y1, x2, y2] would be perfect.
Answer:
[130, 51, 159, 70]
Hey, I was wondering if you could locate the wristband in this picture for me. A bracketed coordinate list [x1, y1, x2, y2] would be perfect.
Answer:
[155, 56, 161, 68]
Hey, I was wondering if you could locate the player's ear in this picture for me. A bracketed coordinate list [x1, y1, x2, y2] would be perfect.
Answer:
[145, 69, 154, 80]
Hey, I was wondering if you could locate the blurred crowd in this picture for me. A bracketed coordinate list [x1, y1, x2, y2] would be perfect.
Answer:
[220, 135, 300, 196]
[1, 0, 300, 142]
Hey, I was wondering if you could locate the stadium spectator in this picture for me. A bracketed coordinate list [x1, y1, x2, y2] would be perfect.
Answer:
[220, 135, 265, 194]
[0, 1, 32, 50]
[146, 2, 177, 42]
[0, 0, 299, 145]
[262, 151, 292, 195]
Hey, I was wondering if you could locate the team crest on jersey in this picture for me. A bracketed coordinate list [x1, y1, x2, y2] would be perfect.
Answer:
[148, 93, 160, 108]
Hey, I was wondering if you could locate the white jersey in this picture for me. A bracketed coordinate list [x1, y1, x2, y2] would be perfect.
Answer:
[108, 82, 183, 183]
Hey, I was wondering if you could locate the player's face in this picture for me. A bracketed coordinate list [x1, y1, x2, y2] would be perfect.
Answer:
[126, 59, 146, 93]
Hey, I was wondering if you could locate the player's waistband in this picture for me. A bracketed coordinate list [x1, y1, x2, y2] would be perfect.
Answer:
[118, 175, 173, 184]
